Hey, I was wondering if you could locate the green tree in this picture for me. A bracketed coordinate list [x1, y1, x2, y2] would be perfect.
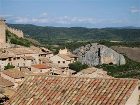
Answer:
[4, 63, 15, 70]
[69, 61, 88, 72]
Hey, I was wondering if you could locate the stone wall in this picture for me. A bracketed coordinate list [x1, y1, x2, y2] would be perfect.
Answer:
[0, 19, 6, 44]
[7, 26, 24, 38]
[73, 43, 126, 66]
[0, 18, 24, 48]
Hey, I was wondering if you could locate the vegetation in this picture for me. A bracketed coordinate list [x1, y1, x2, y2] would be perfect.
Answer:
[8, 24, 140, 45]
[44, 41, 140, 55]
[4, 63, 15, 70]
[98, 40, 140, 47]
[95, 57, 140, 79]
[7, 24, 140, 79]
[69, 61, 89, 72]
[6, 30, 31, 47]
[10, 38, 31, 47]
[8, 24, 140, 54]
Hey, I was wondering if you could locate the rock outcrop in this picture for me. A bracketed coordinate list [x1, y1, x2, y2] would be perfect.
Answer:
[73, 43, 126, 66]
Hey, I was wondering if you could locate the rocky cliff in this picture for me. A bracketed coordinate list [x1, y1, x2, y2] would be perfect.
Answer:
[73, 43, 126, 66]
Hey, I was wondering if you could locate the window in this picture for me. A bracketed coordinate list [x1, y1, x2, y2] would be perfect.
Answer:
[17, 57, 20, 60]
[29, 68, 31, 71]
[58, 61, 60, 63]
[138, 86, 140, 90]
[9, 58, 12, 61]
[63, 61, 65, 63]
[2, 59, 6, 61]
[13, 58, 16, 60]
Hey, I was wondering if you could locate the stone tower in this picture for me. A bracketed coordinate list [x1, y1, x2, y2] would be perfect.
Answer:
[0, 18, 6, 44]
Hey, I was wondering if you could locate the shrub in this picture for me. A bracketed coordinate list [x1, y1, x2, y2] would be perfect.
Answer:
[4, 63, 15, 70]
[69, 61, 88, 72]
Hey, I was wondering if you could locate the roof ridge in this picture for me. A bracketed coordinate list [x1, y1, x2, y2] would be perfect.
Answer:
[24, 75, 139, 81]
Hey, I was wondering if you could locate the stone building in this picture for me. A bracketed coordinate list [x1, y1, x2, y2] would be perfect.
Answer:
[0, 18, 6, 44]
[50, 48, 78, 69]
[31, 64, 51, 73]
[76, 67, 112, 78]
[0, 18, 24, 48]
[1, 68, 25, 88]
[6, 27, 24, 38]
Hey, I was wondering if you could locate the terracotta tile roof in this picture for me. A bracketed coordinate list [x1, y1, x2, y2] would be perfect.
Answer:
[58, 54, 72, 61]
[76, 67, 112, 78]
[0, 77, 14, 87]
[58, 53, 77, 61]
[8, 47, 37, 55]
[39, 57, 52, 63]
[21, 56, 35, 60]
[32, 64, 51, 69]
[0, 51, 15, 59]
[5, 75, 139, 105]
[2, 68, 25, 79]
[41, 47, 53, 54]
[68, 53, 78, 58]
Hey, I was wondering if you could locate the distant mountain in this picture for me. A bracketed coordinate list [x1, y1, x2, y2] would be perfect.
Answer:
[105, 26, 140, 29]
[7, 24, 140, 44]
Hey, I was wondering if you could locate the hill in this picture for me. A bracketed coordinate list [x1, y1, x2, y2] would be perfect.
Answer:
[112, 46, 140, 62]
[6, 30, 40, 47]
[8, 24, 140, 45]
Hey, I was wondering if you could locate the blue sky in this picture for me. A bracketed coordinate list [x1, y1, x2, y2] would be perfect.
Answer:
[0, 0, 140, 27]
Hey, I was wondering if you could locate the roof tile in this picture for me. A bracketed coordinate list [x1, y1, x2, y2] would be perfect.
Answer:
[5, 75, 139, 105]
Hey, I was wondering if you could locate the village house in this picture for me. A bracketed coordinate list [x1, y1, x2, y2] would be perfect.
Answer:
[31, 64, 51, 73]
[30, 46, 53, 58]
[76, 67, 112, 78]
[0, 51, 15, 70]
[39, 57, 52, 64]
[0, 76, 14, 88]
[5, 75, 140, 105]
[0, 47, 38, 70]
[20, 56, 36, 67]
[50, 65, 76, 76]
[50, 48, 78, 69]
[40, 47, 53, 58]
[0, 46, 53, 70]
[1, 68, 25, 88]
[8, 47, 39, 64]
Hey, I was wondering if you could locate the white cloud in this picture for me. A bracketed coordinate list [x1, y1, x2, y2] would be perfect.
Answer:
[0, 14, 13, 18]
[130, 7, 140, 13]
[14, 17, 29, 23]
[1, 13, 130, 27]
[40, 12, 48, 17]
[12, 15, 99, 25]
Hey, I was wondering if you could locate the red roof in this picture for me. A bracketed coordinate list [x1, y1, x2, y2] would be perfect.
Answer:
[32, 64, 51, 69]
[5, 75, 139, 105]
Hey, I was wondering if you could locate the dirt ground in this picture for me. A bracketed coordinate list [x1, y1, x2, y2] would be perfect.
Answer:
[111, 46, 140, 62]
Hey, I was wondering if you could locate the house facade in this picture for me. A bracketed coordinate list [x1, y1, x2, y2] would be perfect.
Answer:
[50, 48, 78, 68]
[1, 68, 25, 88]
[31, 64, 51, 73]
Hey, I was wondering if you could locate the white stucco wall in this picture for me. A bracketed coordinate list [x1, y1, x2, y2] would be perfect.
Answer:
[31, 67, 50, 73]
[50, 55, 70, 68]
[0, 59, 9, 70]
